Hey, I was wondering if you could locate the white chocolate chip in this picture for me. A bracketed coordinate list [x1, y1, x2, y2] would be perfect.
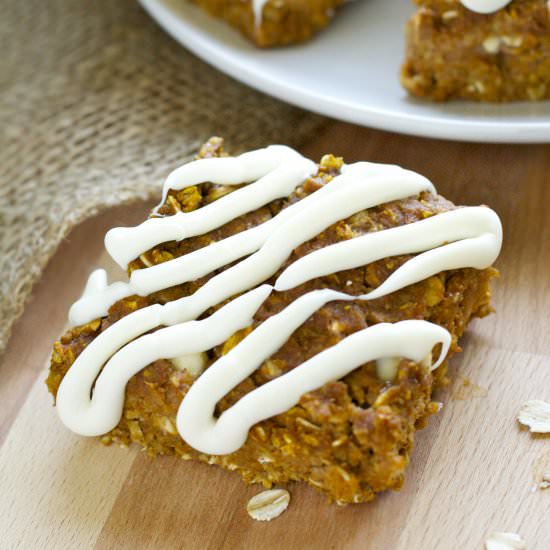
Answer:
[483, 36, 501, 54]
[376, 357, 401, 381]
[485, 532, 526, 550]
[246, 489, 290, 521]
[517, 399, 550, 433]
[171, 352, 207, 378]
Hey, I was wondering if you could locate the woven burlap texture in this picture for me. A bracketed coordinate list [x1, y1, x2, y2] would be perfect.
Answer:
[0, 0, 323, 354]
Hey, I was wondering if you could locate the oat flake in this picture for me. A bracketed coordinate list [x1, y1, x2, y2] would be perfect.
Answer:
[485, 532, 526, 550]
[517, 400, 550, 433]
[246, 489, 290, 521]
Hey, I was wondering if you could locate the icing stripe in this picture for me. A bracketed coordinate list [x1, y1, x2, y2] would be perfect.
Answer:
[106, 147, 316, 269]
[177, 297, 450, 454]
[157, 145, 298, 208]
[275, 206, 502, 294]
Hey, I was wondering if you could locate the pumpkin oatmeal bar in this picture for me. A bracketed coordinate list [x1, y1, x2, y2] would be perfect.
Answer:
[47, 138, 499, 504]
[190, 0, 345, 47]
[402, 0, 550, 101]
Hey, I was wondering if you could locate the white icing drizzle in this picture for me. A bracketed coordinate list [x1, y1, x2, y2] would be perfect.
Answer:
[460, 0, 512, 14]
[57, 285, 272, 436]
[275, 206, 502, 296]
[70, 162, 433, 326]
[57, 145, 502, 456]
[58, 286, 451, 443]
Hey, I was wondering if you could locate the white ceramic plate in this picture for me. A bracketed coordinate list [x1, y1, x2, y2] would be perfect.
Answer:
[140, 0, 550, 143]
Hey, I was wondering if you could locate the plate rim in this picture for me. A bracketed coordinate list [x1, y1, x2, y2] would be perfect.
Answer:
[139, 0, 550, 143]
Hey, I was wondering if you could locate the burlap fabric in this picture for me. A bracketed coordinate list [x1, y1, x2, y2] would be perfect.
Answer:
[0, 0, 323, 353]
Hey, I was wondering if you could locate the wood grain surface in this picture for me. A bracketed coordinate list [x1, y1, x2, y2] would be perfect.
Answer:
[1, 123, 549, 550]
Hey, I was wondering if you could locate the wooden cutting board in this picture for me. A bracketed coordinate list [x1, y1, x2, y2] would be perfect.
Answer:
[1, 123, 549, 550]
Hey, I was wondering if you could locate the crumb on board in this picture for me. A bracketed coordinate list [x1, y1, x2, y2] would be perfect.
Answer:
[452, 375, 488, 401]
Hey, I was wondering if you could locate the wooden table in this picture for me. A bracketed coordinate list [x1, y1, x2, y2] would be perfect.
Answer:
[1, 123, 549, 549]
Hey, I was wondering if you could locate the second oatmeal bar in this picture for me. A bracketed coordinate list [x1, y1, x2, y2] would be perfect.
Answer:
[402, 0, 550, 101]
[191, 0, 346, 47]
